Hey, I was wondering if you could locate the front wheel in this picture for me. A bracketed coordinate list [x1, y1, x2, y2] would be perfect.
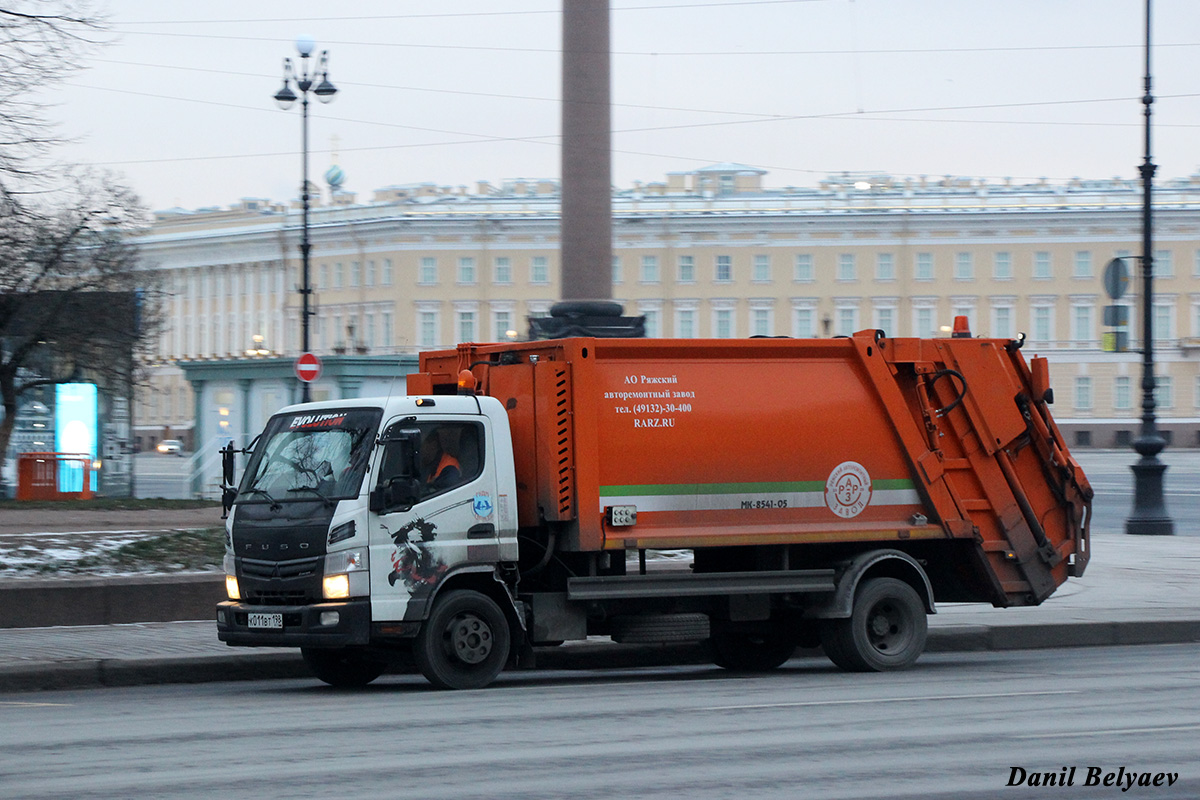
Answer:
[301, 647, 388, 687]
[819, 577, 927, 672]
[414, 590, 511, 690]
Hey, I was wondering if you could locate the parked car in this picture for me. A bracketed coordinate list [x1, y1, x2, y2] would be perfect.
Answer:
[156, 439, 184, 456]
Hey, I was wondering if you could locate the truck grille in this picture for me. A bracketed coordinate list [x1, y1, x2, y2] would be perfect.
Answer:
[240, 556, 321, 579]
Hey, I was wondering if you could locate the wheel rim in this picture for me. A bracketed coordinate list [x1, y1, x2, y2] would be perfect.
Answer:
[865, 598, 911, 654]
[445, 611, 494, 665]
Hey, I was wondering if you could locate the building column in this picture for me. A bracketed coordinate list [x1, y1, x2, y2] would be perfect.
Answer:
[189, 379, 206, 497]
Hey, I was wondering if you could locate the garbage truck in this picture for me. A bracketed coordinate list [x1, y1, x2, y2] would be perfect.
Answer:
[216, 325, 1092, 689]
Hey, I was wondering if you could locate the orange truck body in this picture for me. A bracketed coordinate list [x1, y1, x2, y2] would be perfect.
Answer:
[414, 330, 1091, 608]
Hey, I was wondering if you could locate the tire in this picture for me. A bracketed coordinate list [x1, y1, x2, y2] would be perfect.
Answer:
[414, 590, 511, 690]
[610, 613, 710, 643]
[819, 577, 927, 672]
[710, 627, 796, 672]
[301, 647, 388, 687]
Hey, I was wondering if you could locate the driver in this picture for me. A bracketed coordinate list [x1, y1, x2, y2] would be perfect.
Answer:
[422, 427, 461, 492]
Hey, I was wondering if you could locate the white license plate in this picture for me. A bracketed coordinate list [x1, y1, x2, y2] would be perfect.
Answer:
[248, 613, 283, 630]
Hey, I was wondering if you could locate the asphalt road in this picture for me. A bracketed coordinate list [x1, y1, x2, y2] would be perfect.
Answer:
[1, 644, 1196, 799]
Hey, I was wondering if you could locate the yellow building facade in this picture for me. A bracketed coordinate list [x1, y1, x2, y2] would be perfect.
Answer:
[134, 165, 1200, 452]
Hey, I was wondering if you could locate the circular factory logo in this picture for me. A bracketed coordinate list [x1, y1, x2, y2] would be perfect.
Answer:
[825, 461, 873, 519]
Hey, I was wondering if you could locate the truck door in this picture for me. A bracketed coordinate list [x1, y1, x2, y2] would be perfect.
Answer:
[367, 416, 500, 623]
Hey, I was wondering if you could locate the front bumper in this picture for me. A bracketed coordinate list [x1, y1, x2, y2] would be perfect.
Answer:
[217, 599, 371, 648]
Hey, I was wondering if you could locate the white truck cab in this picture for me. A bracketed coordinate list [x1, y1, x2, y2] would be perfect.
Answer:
[217, 395, 520, 687]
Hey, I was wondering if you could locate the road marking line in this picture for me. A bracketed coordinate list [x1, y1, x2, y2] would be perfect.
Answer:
[1011, 723, 1200, 740]
[0, 701, 73, 708]
[700, 689, 1081, 712]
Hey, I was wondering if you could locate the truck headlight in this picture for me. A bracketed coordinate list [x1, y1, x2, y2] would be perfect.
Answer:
[323, 549, 368, 599]
[224, 553, 240, 600]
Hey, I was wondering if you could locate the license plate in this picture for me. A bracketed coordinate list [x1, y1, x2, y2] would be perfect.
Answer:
[248, 613, 283, 630]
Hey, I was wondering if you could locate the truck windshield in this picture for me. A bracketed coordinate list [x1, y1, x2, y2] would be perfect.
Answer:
[238, 408, 382, 503]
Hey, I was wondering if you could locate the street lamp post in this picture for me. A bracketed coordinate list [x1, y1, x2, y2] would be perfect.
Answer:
[274, 35, 337, 402]
[1126, 0, 1173, 535]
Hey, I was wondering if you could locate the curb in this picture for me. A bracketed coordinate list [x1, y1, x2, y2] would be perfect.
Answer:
[2, 619, 1197, 694]
[0, 574, 224, 629]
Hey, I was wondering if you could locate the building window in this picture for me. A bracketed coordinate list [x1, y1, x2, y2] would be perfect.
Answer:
[531, 256, 549, 284]
[914, 306, 934, 337]
[837, 254, 856, 282]
[494, 257, 512, 285]
[494, 311, 513, 341]
[1154, 249, 1174, 278]
[794, 306, 815, 337]
[714, 309, 733, 338]
[335, 263, 344, 289]
[419, 257, 437, 285]
[418, 312, 438, 348]
[1033, 251, 1052, 280]
[915, 252, 934, 281]
[1156, 376, 1173, 409]
[874, 306, 895, 335]
[365, 260, 376, 287]
[751, 308, 772, 336]
[1153, 302, 1173, 341]
[836, 305, 859, 336]
[382, 259, 393, 286]
[350, 261, 361, 288]
[1074, 251, 1093, 278]
[954, 252, 973, 281]
[794, 253, 814, 283]
[1074, 377, 1093, 411]
[381, 311, 393, 346]
[457, 311, 476, 343]
[676, 309, 696, 338]
[1193, 249, 1200, 278]
[752, 255, 771, 283]
[993, 306, 1013, 339]
[1071, 304, 1094, 345]
[643, 309, 660, 338]
[318, 264, 329, 290]
[1032, 306, 1053, 344]
[876, 253, 895, 282]
[612, 256, 622, 285]
[457, 257, 476, 285]
[994, 252, 1012, 280]
[715, 255, 732, 283]
[677, 255, 695, 283]
[1114, 376, 1132, 410]
[641, 255, 660, 283]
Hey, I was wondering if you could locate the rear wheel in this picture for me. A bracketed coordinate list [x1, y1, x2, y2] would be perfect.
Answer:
[819, 577, 927, 672]
[415, 590, 511, 690]
[301, 647, 388, 687]
[710, 626, 796, 672]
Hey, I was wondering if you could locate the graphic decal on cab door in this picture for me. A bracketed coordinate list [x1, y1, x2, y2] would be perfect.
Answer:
[387, 517, 448, 591]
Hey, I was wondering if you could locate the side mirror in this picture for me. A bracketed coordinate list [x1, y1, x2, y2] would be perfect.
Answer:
[370, 477, 421, 514]
[221, 486, 237, 519]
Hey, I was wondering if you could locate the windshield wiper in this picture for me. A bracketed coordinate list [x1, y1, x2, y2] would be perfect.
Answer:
[242, 487, 282, 511]
[287, 486, 334, 508]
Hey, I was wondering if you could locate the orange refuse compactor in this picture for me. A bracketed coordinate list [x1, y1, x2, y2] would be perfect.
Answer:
[413, 330, 1091, 609]
[217, 326, 1091, 690]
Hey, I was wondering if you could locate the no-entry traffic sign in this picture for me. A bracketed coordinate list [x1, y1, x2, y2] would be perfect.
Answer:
[294, 352, 323, 383]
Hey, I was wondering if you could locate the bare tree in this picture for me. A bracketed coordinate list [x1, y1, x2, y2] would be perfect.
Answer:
[0, 171, 165, 468]
[0, 1, 107, 201]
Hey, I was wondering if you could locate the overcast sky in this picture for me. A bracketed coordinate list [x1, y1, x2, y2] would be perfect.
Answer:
[42, 0, 1200, 212]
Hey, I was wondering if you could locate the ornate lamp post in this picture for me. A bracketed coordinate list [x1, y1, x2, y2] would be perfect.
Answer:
[1126, 0, 1173, 535]
[273, 35, 337, 402]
